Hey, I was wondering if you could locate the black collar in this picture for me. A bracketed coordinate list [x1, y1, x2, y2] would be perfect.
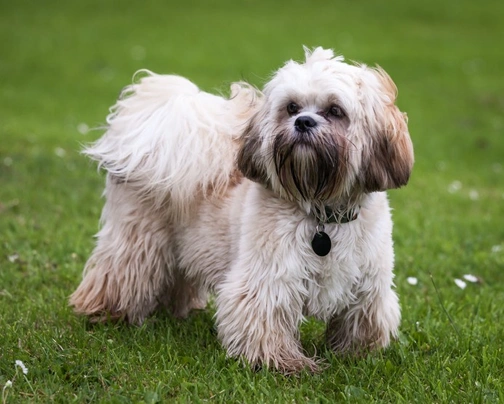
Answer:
[314, 205, 359, 224]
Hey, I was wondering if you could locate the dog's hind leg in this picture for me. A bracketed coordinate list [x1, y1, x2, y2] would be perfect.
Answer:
[70, 180, 175, 325]
[160, 271, 208, 319]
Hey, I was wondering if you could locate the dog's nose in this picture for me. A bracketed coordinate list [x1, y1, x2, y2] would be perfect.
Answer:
[294, 116, 317, 132]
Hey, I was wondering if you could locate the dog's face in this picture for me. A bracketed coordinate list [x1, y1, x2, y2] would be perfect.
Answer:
[238, 47, 414, 206]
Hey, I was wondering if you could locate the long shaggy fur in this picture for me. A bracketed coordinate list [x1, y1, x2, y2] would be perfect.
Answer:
[71, 47, 414, 373]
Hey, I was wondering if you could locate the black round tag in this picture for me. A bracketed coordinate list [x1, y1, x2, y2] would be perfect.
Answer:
[311, 231, 331, 257]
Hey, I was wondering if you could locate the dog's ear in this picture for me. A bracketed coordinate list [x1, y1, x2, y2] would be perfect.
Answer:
[362, 68, 414, 192]
[236, 114, 269, 184]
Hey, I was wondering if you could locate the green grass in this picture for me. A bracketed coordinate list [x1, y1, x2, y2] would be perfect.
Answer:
[1, 0, 503, 402]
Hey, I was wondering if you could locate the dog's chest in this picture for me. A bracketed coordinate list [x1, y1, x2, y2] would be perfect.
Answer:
[301, 226, 362, 320]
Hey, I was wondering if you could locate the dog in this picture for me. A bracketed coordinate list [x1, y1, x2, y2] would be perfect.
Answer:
[71, 47, 414, 373]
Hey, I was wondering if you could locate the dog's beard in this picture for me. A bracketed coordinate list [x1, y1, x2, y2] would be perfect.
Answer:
[272, 129, 348, 202]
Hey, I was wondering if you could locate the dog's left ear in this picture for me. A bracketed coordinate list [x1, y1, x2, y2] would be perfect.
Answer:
[236, 114, 269, 184]
[362, 68, 414, 192]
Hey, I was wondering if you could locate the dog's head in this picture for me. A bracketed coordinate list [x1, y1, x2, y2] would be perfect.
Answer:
[237, 47, 414, 206]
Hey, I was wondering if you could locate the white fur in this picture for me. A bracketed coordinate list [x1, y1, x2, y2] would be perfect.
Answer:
[85, 72, 260, 219]
[71, 47, 413, 373]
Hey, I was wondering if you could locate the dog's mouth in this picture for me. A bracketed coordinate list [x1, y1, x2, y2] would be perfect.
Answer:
[293, 129, 317, 145]
[272, 131, 345, 201]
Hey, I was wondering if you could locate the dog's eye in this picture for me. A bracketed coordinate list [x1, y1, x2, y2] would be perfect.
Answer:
[329, 105, 345, 118]
[286, 102, 299, 115]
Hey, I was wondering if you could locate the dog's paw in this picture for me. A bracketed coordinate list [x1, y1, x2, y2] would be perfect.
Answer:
[249, 353, 320, 375]
[276, 355, 320, 375]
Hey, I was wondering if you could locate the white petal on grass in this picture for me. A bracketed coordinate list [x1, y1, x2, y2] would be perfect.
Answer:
[407, 277, 418, 285]
[77, 123, 89, 134]
[3, 157, 13, 166]
[8, 254, 19, 263]
[454, 279, 467, 289]
[463, 274, 478, 283]
[448, 180, 462, 193]
[54, 147, 66, 158]
[491, 245, 502, 253]
[4, 380, 12, 388]
[15, 360, 28, 375]
[0, 289, 13, 298]
[469, 190, 479, 200]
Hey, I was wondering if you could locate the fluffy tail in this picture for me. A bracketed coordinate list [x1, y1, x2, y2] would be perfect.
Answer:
[85, 71, 261, 219]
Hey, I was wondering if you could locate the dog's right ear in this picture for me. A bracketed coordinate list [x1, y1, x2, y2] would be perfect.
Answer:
[236, 115, 269, 184]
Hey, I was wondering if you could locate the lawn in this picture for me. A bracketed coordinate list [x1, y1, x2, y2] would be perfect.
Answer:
[1, 0, 503, 402]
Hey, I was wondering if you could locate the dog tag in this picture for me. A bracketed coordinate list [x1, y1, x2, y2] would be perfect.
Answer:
[311, 231, 331, 257]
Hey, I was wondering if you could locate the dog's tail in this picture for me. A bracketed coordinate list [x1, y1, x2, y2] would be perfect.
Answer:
[85, 71, 261, 219]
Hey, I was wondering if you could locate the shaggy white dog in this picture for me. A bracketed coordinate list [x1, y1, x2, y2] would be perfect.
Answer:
[71, 47, 414, 373]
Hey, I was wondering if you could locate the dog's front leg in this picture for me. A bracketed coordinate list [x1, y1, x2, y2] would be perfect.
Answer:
[325, 273, 400, 353]
[215, 262, 317, 374]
